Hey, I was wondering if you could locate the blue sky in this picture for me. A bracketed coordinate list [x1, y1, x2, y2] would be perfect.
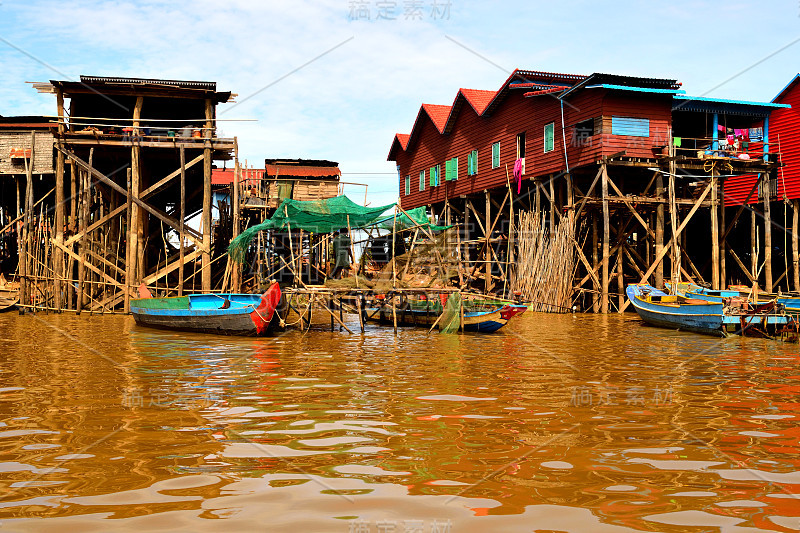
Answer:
[1, 0, 798, 207]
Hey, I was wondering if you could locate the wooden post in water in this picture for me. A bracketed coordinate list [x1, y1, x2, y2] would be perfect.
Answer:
[232, 137, 241, 293]
[720, 176, 726, 290]
[763, 174, 773, 291]
[53, 93, 64, 311]
[751, 206, 758, 293]
[793, 199, 800, 292]
[669, 147, 680, 289]
[601, 163, 610, 313]
[655, 170, 665, 288]
[592, 216, 599, 313]
[201, 98, 213, 293]
[179, 146, 186, 296]
[485, 190, 491, 293]
[710, 166, 720, 290]
[124, 168, 134, 313]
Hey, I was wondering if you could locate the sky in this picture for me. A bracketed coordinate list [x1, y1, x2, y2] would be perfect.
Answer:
[1, 0, 799, 208]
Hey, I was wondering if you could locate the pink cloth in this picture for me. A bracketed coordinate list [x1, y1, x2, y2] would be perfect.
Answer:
[513, 158, 523, 194]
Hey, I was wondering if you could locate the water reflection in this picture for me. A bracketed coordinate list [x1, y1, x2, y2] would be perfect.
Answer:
[0, 311, 798, 531]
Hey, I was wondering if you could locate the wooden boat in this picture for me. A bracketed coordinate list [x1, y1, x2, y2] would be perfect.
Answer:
[0, 286, 18, 312]
[669, 282, 800, 311]
[626, 284, 725, 336]
[130, 284, 282, 336]
[367, 298, 527, 333]
[630, 284, 797, 339]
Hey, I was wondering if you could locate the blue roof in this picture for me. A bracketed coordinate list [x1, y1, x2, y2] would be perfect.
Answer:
[674, 95, 790, 108]
[586, 84, 686, 95]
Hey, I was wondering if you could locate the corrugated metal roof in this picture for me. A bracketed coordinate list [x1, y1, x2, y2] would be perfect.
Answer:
[674, 95, 790, 108]
[586, 84, 685, 94]
[79, 76, 217, 90]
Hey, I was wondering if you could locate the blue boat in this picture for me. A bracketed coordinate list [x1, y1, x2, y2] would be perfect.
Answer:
[368, 300, 527, 333]
[130, 284, 282, 336]
[670, 282, 800, 311]
[626, 284, 725, 336]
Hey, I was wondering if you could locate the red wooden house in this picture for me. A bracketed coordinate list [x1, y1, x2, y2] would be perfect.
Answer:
[387, 69, 790, 308]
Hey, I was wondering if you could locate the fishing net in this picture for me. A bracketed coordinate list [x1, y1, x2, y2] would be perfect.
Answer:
[228, 196, 395, 263]
[439, 292, 462, 334]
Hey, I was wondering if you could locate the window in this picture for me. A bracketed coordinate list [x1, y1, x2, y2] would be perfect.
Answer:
[445, 157, 459, 181]
[491, 142, 500, 168]
[611, 116, 649, 137]
[571, 118, 595, 146]
[544, 123, 555, 153]
[467, 150, 478, 176]
[429, 164, 440, 187]
[516, 132, 526, 159]
[405, 175, 411, 196]
[419, 170, 425, 191]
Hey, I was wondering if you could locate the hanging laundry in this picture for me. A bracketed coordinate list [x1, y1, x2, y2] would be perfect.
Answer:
[513, 158, 523, 194]
[718, 124, 726, 132]
[749, 127, 763, 141]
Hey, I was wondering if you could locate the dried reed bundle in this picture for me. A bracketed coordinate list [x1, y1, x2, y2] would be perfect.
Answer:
[511, 210, 576, 313]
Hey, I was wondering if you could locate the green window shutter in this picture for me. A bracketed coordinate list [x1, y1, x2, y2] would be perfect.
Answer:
[430, 166, 436, 186]
[453, 157, 458, 180]
[544, 123, 555, 152]
[419, 170, 425, 191]
[471, 150, 478, 175]
[467, 152, 473, 175]
[492, 142, 500, 168]
[445, 159, 452, 181]
[405, 175, 410, 196]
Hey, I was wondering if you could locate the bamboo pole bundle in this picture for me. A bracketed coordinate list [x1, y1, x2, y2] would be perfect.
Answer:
[511, 209, 576, 313]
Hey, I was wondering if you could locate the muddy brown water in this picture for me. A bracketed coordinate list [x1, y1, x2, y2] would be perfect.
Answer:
[0, 311, 798, 532]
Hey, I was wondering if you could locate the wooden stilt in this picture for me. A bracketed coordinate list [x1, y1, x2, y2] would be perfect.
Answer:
[710, 167, 720, 290]
[669, 150, 680, 288]
[751, 205, 758, 291]
[232, 137, 241, 292]
[124, 168, 134, 313]
[601, 163, 610, 313]
[202, 98, 213, 292]
[592, 215, 599, 313]
[485, 190, 491, 293]
[719, 177, 726, 289]
[616, 244, 624, 312]
[655, 170, 664, 288]
[793, 199, 799, 292]
[179, 146, 186, 296]
[54, 93, 64, 311]
[763, 173, 773, 290]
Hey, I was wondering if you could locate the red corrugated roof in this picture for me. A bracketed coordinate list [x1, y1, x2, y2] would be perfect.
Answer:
[460, 89, 496, 115]
[421, 104, 451, 133]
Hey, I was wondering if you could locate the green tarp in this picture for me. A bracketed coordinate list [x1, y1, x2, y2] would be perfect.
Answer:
[375, 206, 452, 232]
[228, 196, 395, 263]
